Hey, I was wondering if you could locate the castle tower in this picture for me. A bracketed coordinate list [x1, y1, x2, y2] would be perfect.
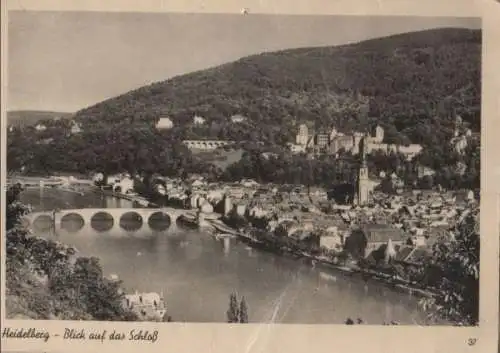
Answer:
[330, 127, 338, 141]
[352, 132, 364, 155]
[357, 137, 370, 206]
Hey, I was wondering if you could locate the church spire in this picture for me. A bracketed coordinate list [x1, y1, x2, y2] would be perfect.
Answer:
[357, 136, 369, 206]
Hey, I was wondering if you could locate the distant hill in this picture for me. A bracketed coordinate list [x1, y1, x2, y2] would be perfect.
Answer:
[73, 27, 481, 148]
[7, 110, 74, 127]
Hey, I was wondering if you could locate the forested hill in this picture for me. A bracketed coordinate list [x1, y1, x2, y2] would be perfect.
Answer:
[74, 27, 481, 147]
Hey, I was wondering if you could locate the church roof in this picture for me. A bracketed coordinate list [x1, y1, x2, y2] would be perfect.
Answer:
[361, 224, 406, 243]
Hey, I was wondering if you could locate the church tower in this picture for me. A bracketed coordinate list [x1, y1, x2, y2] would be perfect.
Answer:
[357, 137, 370, 206]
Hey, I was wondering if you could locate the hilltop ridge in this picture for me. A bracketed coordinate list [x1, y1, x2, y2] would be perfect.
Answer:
[73, 27, 481, 147]
[7, 110, 74, 127]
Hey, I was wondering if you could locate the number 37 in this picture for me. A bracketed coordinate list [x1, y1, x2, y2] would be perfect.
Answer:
[467, 338, 478, 346]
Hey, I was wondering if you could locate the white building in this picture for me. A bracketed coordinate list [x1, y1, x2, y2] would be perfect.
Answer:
[329, 127, 338, 141]
[296, 124, 309, 146]
[35, 123, 47, 131]
[451, 135, 468, 154]
[92, 173, 105, 184]
[156, 117, 174, 130]
[193, 115, 206, 125]
[155, 184, 167, 196]
[114, 176, 134, 194]
[287, 143, 306, 154]
[123, 291, 166, 321]
[70, 121, 82, 134]
[200, 201, 214, 213]
[374, 125, 384, 143]
[320, 234, 344, 251]
[231, 114, 247, 123]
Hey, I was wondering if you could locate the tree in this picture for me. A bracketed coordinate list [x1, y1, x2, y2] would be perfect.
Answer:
[227, 293, 240, 323]
[420, 206, 479, 325]
[5, 185, 137, 321]
[239, 296, 249, 323]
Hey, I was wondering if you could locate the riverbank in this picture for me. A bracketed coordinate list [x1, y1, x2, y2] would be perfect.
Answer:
[210, 219, 438, 299]
[85, 184, 440, 300]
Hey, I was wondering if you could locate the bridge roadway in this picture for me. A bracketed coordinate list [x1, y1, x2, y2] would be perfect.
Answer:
[23, 207, 196, 234]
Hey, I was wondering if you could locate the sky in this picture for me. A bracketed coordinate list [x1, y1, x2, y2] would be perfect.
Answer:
[7, 12, 480, 112]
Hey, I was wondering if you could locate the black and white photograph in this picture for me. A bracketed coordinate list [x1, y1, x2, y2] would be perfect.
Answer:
[4, 10, 481, 328]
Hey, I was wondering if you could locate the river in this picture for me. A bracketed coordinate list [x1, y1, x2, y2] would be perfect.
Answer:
[20, 187, 435, 325]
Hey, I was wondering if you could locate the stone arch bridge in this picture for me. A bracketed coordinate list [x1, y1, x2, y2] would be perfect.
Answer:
[23, 208, 196, 234]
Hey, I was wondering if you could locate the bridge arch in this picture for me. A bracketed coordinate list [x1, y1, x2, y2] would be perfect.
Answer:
[60, 212, 85, 232]
[119, 211, 144, 232]
[91, 211, 114, 232]
[32, 214, 53, 232]
[147, 211, 171, 231]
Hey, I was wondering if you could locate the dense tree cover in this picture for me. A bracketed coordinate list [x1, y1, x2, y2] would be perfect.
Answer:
[5, 185, 137, 320]
[7, 125, 215, 179]
[222, 147, 359, 187]
[420, 207, 480, 325]
[72, 28, 480, 151]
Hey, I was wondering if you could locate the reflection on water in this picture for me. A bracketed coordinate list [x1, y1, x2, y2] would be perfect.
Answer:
[19, 188, 434, 324]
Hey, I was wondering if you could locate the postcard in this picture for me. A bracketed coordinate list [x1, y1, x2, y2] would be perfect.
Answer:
[1, 0, 499, 352]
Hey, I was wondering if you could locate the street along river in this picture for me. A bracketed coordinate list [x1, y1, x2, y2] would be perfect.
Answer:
[21, 187, 436, 324]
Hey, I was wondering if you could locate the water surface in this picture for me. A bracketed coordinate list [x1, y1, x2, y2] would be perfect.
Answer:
[21, 187, 435, 324]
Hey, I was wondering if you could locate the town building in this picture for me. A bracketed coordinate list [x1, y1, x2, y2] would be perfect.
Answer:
[286, 143, 306, 154]
[296, 123, 309, 146]
[35, 123, 47, 131]
[123, 291, 167, 321]
[344, 224, 407, 259]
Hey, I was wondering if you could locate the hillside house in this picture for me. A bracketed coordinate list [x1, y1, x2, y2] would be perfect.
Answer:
[70, 121, 82, 134]
[193, 115, 206, 125]
[156, 117, 174, 130]
[35, 123, 47, 131]
[230, 114, 247, 123]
